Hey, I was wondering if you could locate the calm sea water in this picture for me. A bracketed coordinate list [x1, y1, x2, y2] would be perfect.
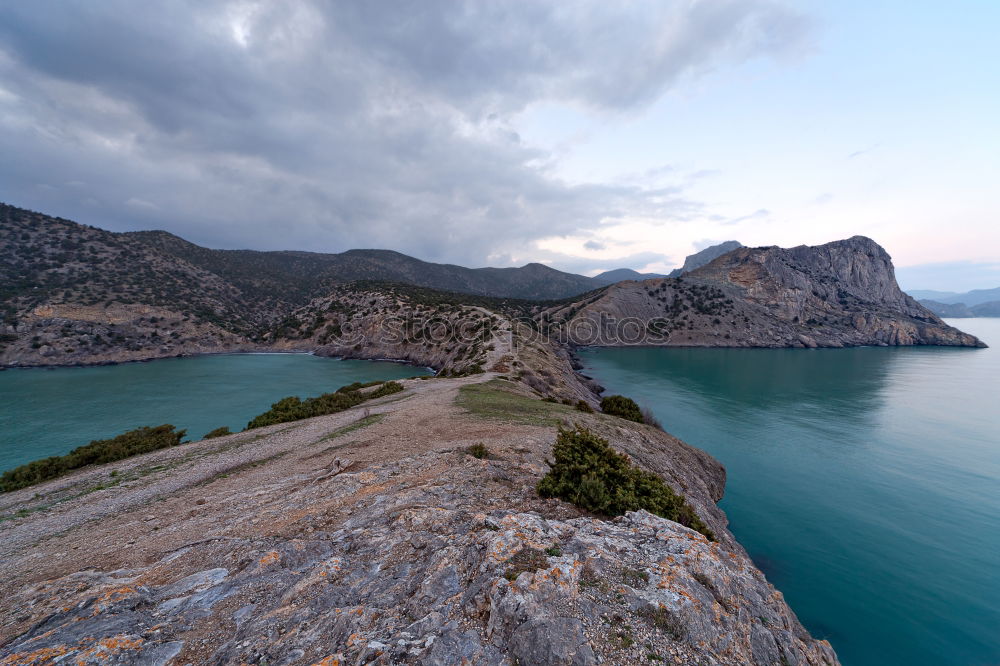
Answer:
[0, 353, 430, 472]
[578, 319, 1000, 666]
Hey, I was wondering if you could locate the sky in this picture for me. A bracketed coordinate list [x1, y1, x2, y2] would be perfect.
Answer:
[1, 1, 997, 291]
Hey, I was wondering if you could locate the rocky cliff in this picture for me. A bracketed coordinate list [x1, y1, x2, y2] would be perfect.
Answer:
[0, 375, 839, 665]
[667, 241, 743, 278]
[544, 237, 984, 349]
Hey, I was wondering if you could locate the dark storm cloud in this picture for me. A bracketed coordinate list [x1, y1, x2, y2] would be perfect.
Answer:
[0, 1, 808, 268]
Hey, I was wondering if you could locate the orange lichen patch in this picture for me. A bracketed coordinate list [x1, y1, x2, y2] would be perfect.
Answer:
[0, 645, 71, 665]
[346, 632, 363, 647]
[71, 635, 144, 664]
[92, 585, 136, 614]
[96, 636, 143, 651]
[311, 657, 340, 666]
[259, 551, 281, 567]
[1, 634, 144, 666]
[22, 629, 56, 645]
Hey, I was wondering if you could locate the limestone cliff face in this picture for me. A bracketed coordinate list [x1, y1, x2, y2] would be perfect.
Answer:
[548, 237, 984, 349]
[667, 240, 743, 277]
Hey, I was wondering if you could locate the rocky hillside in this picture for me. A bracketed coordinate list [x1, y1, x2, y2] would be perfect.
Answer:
[1, 203, 598, 313]
[542, 237, 984, 349]
[0, 204, 269, 335]
[0, 202, 608, 366]
[0, 375, 839, 665]
[1, 204, 984, 371]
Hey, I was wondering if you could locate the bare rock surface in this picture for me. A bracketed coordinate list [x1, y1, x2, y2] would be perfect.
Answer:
[547, 236, 983, 349]
[0, 376, 838, 665]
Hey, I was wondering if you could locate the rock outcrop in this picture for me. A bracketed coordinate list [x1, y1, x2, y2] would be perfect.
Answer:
[667, 241, 743, 278]
[545, 237, 984, 349]
[0, 376, 839, 665]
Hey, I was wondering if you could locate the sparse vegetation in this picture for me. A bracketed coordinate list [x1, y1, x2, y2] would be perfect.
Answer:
[600, 395, 644, 423]
[245, 381, 404, 429]
[1, 425, 187, 492]
[456, 380, 571, 426]
[466, 443, 489, 459]
[575, 400, 594, 413]
[504, 547, 549, 581]
[204, 426, 232, 439]
[639, 407, 662, 430]
[639, 605, 687, 640]
[537, 425, 714, 540]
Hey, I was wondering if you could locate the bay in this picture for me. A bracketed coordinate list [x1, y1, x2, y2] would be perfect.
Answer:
[0, 353, 429, 473]
[578, 319, 1000, 666]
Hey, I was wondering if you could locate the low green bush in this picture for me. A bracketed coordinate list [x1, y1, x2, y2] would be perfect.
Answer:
[204, 426, 232, 439]
[599, 395, 644, 423]
[245, 381, 404, 429]
[466, 443, 489, 459]
[1, 425, 186, 493]
[537, 425, 714, 540]
[575, 400, 594, 413]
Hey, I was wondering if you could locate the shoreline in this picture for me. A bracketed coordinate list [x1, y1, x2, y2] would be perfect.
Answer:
[0, 348, 437, 372]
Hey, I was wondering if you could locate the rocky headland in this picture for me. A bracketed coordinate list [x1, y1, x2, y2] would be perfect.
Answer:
[0, 375, 838, 665]
[541, 237, 983, 350]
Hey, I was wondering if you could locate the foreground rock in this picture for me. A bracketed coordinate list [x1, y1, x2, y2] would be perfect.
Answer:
[0, 376, 838, 665]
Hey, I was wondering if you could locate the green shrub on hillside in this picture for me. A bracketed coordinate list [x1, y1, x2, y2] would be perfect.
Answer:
[537, 425, 714, 540]
[466, 443, 489, 459]
[245, 381, 404, 429]
[1, 425, 186, 493]
[600, 395, 644, 423]
[204, 426, 232, 439]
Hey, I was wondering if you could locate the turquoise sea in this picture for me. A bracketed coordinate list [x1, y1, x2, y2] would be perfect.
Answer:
[0, 353, 430, 473]
[578, 318, 1000, 666]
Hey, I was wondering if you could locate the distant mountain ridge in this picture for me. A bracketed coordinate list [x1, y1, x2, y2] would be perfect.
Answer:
[590, 268, 668, 285]
[1, 202, 598, 315]
[0, 202, 984, 369]
[590, 241, 743, 286]
[911, 286, 1000, 317]
[911, 286, 1000, 306]
[668, 241, 743, 277]
[129, 231, 599, 302]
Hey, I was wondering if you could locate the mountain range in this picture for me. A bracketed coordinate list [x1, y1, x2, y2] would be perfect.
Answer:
[0, 201, 983, 371]
[0, 201, 740, 319]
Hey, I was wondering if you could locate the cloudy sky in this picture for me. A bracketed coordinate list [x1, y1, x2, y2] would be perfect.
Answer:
[1, 1, 997, 290]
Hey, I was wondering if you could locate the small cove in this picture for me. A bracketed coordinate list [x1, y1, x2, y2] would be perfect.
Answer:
[0, 353, 431, 472]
